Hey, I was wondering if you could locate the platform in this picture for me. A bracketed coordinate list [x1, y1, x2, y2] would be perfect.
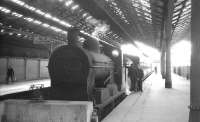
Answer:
[102, 73, 190, 122]
[0, 79, 50, 96]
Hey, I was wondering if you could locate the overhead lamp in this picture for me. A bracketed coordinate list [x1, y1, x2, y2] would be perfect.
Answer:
[82, 13, 87, 18]
[172, 20, 177, 24]
[42, 23, 50, 28]
[112, 50, 119, 57]
[33, 20, 42, 25]
[10, 0, 36, 11]
[10, 0, 73, 28]
[4, 1, 71, 36]
[173, 16, 179, 20]
[65, 0, 73, 7]
[24, 17, 33, 22]
[52, 17, 59, 22]
[11, 12, 23, 18]
[17, 33, 21, 36]
[71, 5, 79, 10]
[145, 16, 151, 21]
[50, 26, 61, 32]
[35, 9, 45, 15]
[24, 4, 36, 11]
[0, 7, 11, 14]
[59, 21, 71, 27]
[1, 29, 5, 33]
[86, 16, 92, 20]
[175, 4, 183, 11]
[44, 13, 52, 18]
[59, 21, 66, 25]
[52, 18, 71, 27]
[8, 10, 67, 35]
[144, 12, 151, 17]
[10, 0, 25, 6]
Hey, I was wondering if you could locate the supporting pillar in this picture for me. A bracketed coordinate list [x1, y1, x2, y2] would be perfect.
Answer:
[160, 11, 166, 79]
[160, 48, 166, 79]
[164, 0, 173, 88]
[189, 0, 200, 121]
[165, 37, 172, 88]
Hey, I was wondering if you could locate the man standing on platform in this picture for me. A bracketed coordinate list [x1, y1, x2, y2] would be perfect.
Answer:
[138, 64, 144, 92]
[128, 63, 138, 92]
[128, 63, 134, 91]
[6, 65, 15, 84]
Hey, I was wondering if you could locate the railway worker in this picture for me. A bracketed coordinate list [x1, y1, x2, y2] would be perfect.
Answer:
[128, 63, 138, 92]
[128, 63, 134, 91]
[138, 65, 144, 92]
[6, 65, 15, 84]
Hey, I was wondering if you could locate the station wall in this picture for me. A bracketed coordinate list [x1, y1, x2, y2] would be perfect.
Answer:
[0, 57, 49, 84]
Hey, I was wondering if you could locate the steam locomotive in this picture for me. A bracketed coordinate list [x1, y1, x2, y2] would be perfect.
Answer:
[48, 32, 125, 119]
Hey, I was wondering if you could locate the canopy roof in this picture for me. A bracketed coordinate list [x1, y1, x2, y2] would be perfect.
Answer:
[0, 0, 191, 48]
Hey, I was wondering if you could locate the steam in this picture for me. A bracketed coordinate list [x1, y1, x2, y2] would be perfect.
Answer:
[86, 17, 110, 38]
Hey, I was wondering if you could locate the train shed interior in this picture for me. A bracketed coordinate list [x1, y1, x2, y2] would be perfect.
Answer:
[0, 0, 200, 122]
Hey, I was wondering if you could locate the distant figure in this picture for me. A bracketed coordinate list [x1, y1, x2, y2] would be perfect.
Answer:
[154, 66, 157, 74]
[6, 65, 15, 84]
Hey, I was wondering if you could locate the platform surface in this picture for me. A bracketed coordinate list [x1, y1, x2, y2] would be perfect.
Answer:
[0, 79, 50, 96]
[102, 73, 190, 122]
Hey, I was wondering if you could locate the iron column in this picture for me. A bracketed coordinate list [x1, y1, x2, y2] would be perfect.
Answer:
[189, 0, 200, 121]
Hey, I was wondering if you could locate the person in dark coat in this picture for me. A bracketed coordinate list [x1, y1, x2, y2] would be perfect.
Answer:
[138, 66, 144, 92]
[6, 65, 15, 84]
[128, 64, 134, 91]
[128, 63, 138, 91]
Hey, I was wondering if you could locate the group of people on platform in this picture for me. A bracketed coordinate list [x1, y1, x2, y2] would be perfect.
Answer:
[128, 62, 144, 92]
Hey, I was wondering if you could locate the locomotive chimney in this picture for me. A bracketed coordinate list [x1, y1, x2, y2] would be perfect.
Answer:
[67, 27, 82, 47]
[83, 36, 101, 53]
[67, 27, 100, 53]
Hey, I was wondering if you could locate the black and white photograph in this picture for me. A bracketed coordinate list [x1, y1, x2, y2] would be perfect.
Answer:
[0, 0, 198, 122]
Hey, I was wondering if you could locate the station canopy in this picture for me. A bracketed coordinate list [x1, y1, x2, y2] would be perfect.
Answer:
[0, 0, 191, 49]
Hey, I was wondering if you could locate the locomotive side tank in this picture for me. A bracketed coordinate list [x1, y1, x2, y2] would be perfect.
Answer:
[48, 30, 115, 101]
